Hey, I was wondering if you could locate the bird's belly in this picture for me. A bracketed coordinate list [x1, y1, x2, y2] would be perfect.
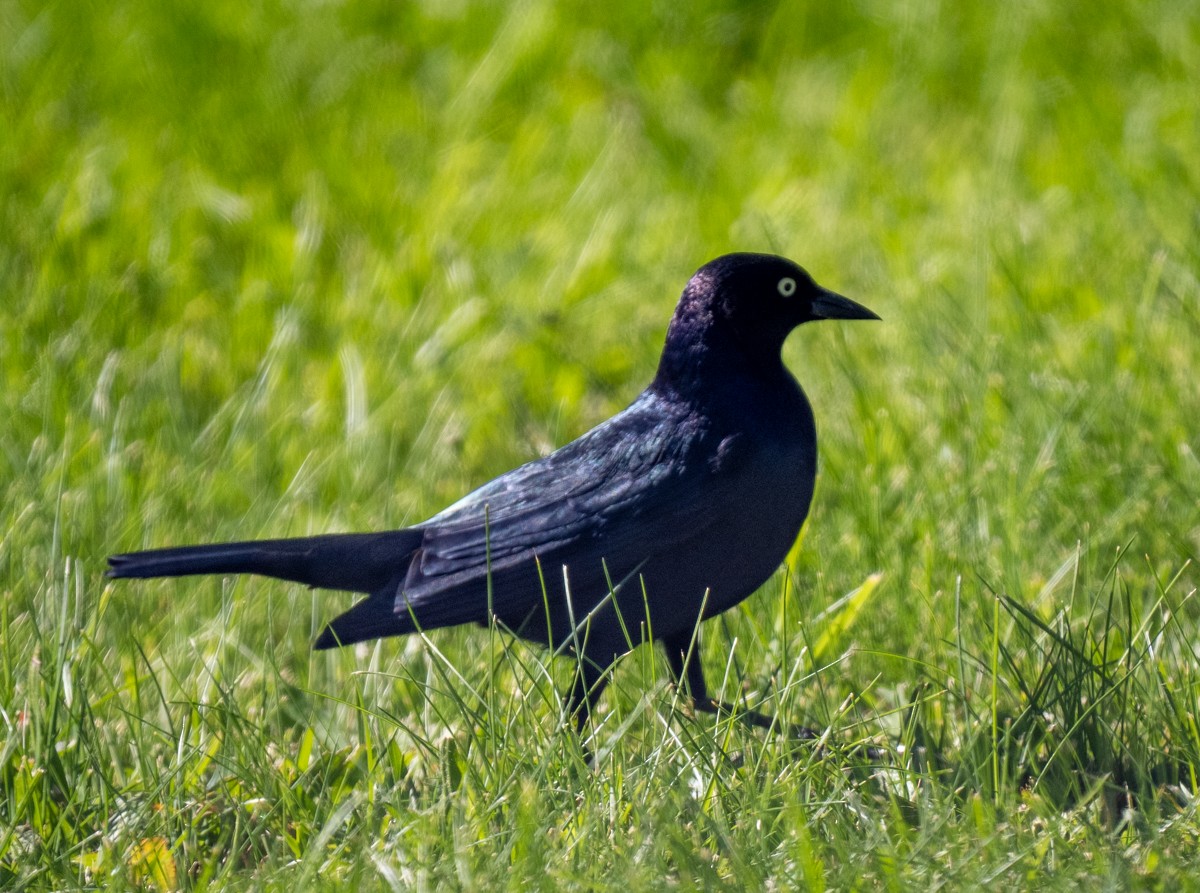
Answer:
[633, 449, 815, 637]
[506, 471, 813, 657]
[691, 484, 808, 601]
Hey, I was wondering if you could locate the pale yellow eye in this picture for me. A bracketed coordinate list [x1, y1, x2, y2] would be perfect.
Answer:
[777, 277, 797, 297]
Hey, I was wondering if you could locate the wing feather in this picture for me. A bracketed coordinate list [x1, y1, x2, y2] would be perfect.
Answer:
[398, 389, 727, 622]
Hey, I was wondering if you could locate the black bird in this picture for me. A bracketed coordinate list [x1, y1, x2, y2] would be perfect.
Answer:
[109, 253, 878, 734]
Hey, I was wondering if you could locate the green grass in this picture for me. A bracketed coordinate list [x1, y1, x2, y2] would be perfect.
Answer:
[3, 0, 1199, 888]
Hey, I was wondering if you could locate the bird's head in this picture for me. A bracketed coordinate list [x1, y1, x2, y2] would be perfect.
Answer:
[655, 253, 879, 390]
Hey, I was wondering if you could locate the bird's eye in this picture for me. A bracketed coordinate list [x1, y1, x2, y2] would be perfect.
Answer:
[777, 277, 797, 297]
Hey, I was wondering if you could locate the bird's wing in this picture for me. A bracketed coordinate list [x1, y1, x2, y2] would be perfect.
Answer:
[399, 389, 729, 623]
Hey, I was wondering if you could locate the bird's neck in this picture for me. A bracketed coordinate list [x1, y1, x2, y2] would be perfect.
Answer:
[651, 313, 790, 401]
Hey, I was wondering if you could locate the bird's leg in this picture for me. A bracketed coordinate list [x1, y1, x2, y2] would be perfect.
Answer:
[661, 632, 818, 740]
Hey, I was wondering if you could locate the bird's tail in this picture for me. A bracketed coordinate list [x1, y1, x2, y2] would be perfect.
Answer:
[107, 530, 422, 595]
[312, 593, 414, 650]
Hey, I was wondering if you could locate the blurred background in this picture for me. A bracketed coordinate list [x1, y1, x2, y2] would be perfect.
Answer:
[2, 0, 1198, 887]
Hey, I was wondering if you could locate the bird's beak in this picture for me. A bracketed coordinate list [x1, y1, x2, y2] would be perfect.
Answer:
[812, 288, 881, 321]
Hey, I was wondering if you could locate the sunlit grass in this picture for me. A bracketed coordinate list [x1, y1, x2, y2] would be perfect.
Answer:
[2, 0, 1199, 888]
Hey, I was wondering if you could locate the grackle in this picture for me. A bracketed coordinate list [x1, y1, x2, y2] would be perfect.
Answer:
[109, 253, 879, 736]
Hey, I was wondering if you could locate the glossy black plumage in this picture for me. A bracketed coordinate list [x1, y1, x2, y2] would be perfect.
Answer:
[109, 253, 878, 732]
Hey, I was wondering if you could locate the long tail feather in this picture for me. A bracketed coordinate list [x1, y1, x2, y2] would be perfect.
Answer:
[107, 530, 422, 595]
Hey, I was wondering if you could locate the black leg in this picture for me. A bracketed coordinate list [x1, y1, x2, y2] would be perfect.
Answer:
[661, 632, 818, 740]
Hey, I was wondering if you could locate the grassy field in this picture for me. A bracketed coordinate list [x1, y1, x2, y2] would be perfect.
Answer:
[3, 0, 1199, 888]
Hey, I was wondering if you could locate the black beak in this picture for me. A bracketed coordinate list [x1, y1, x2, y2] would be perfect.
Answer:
[812, 288, 881, 321]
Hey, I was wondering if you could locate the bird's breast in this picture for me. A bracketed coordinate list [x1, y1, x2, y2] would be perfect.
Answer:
[713, 406, 816, 539]
[649, 385, 818, 619]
